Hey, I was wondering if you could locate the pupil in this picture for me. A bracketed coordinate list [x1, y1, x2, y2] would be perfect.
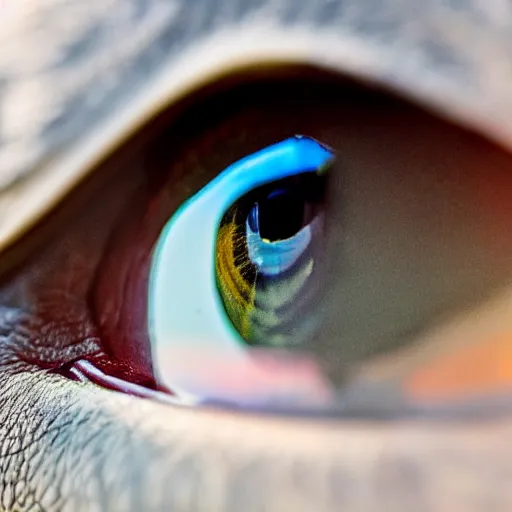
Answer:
[257, 188, 306, 241]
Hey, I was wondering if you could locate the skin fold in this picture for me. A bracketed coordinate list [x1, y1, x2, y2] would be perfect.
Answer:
[3, 1, 512, 511]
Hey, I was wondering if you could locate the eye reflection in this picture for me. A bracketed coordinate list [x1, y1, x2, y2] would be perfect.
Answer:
[216, 163, 329, 347]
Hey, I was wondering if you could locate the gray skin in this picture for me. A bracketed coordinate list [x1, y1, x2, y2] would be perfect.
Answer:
[2, 1, 512, 511]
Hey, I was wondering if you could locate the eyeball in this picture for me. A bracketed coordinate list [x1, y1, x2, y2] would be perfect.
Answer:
[148, 136, 335, 404]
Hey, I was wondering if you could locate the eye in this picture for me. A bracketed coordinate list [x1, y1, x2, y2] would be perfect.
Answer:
[15, 67, 512, 418]
[149, 136, 334, 401]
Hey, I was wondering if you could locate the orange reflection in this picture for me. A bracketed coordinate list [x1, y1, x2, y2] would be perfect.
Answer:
[406, 333, 512, 402]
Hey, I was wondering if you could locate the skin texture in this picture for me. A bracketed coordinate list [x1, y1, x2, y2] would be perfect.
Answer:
[3, 1, 512, 511]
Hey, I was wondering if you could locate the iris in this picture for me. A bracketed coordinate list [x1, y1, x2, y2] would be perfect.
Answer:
[216, 164, 329, 346]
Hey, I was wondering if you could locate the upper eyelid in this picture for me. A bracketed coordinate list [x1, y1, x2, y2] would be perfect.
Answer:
[2, 0, 506, 190]
[2, 0, 505, 260]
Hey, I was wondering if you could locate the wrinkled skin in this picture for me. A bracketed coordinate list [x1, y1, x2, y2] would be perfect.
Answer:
[3, 1, 512, 511]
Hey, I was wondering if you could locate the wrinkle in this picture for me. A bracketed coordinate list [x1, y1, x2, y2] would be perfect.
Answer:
[0, 307, 100, 370]
[0, 370, 511, 511]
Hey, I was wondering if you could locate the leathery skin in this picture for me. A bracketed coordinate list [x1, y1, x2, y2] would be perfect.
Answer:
[2, 1, 512, 510]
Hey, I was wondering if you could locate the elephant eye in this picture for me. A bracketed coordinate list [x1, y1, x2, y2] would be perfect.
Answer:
[19, 67, 512, 418]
